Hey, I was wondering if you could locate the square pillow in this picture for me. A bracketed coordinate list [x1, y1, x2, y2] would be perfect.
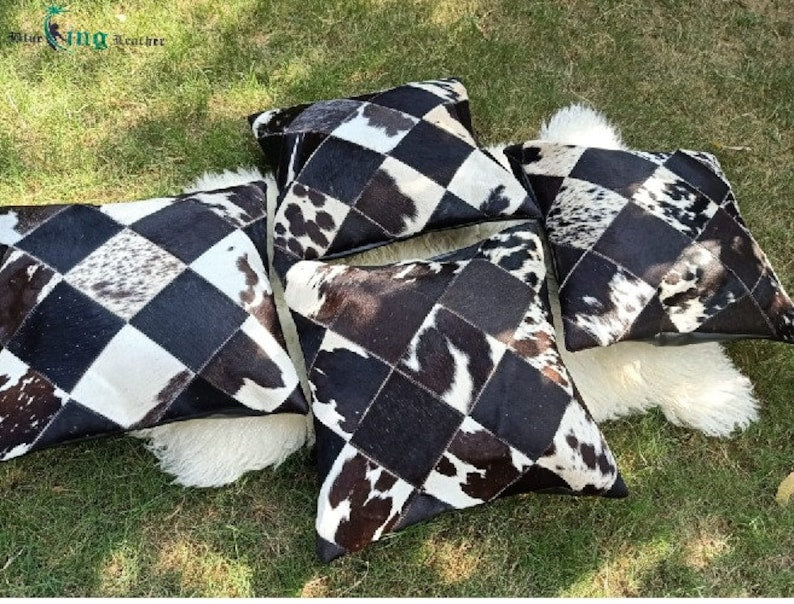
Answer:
[504, 142, 794, 351]
[0, 182, 308, 462]
[283, 222, 627, 562]
[248, 78, 540, 279]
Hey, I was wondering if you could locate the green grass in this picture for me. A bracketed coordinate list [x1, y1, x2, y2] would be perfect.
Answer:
[1, 0, 793, 596]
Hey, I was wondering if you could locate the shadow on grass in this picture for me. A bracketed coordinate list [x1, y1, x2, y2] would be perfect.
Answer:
[2, 399, 791, 596]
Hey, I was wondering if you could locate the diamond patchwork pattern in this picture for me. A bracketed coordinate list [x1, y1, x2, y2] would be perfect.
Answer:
[249, 78, 540, 279]
[0, 183, 307, 462]
[504, 142, 794, 351]
[284, 222, 627, 562]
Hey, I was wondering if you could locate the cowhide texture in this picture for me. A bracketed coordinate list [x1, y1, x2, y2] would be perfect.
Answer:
[135, 106, 759, 491]
[284, 221, 627, 562]
[0, 182, 307, 462]
[504, 142, 794, 352]
[249, 78, 539, 280]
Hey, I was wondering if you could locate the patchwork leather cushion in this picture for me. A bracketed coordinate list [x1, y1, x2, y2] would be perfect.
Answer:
[0, 182, 308, 462]
[284, 222, 627, 563]
[249, 78, 540, 279]
[504, 142, 794, 351]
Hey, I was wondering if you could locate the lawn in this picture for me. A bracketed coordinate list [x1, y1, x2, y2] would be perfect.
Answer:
[0, 0, 793, 596]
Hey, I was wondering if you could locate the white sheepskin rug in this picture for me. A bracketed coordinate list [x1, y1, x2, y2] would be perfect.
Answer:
[135, 105, 759, 488]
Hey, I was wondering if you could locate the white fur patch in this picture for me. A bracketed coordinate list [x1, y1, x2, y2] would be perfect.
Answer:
[572, 269, 656, 346]
[136, 413, 308, 487]
[331, 103, 418, 153]
[538, 104, 624, 149]
[547, 178, 628, 249]
[0, 210, 21, 245]
[69, 325, 188, 427]
[236, 316, 301, 411]
[283, 261, 349, 321]
[447, 150, 529, 216]
[520, 143, 587, 176]
[100, 197, 175, 225]
[190, 230, 272, 306]
[378, 156, 445, 236]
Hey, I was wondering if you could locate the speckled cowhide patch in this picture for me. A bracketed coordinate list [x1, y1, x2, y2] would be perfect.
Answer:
[504, 142, 794, 351]
[284, 222, 627, 562]
[249, 78, 539, 280]
[0, 182, 307, 462]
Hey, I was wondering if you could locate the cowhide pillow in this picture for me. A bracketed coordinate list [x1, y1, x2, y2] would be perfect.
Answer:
[504, 142, 794, 352]
[0, 182, 307, 462]
[284, 222, 628, 562]
[249, 77, 540, 279]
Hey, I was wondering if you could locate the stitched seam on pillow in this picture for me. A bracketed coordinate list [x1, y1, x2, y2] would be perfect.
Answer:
[671, 236, 777, 333]
[137, 257, 284, 422]
[0, 252, 67, 347]
[745, 270, 786, 334]
[391, 351, 583, 520]
[10, 204, 71, 238]
[400, 290, 566, 481]
[550, 171, 723, 292]
[268, 100, 406, 208]
[315, 252, 548, 494]
[26, 391, 128, 452]
[268, 112, 363, 204]
[635, 235, 770, 338]
[556, 232, 608, 293]
[343, 204, 396, 241]
[0, 245, 11, 267]
[557, 217, 777, 343]
[387, 376, 514, 527]
[190, 266, 284, 395]
[558, 247, 656, 346]
[273, 183, 389, 260]
[487, 403, 610, 501]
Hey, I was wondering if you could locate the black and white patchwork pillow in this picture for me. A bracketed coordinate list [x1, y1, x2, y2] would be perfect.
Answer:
[249, 78, 540, 279]
[284, 222, 627, 562]
[504, 142, 794, 352]
[0, 183, 308, 462]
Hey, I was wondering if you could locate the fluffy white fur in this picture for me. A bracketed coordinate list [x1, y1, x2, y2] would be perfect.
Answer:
[538, 103, 624, 150]
[135, 414, 308, 487]
[547, 273, 758, 435]
[135, 104, 758, 488]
